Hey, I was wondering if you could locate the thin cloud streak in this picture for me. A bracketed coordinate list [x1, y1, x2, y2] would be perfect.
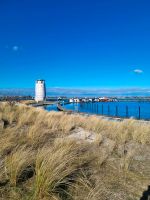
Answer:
[133, 69, 143, 74]
[0, 88, 150, 97]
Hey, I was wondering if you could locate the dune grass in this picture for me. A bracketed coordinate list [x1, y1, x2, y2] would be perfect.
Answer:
[0, 102, 150, 199]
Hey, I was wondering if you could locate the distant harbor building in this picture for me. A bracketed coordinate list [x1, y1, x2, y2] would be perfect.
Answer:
[69, 98, 74, 103]
[69, 98, 80, 103]
[68, 97, 117, 103]
[35, 80, 46, 102]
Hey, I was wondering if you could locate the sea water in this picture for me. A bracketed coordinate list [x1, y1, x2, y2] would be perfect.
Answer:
[45, 101, 150, 120]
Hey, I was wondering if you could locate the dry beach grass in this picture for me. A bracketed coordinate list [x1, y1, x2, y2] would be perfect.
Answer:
[0, 102, 150, 199]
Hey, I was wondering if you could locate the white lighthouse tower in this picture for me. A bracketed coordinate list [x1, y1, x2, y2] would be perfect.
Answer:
[35, 80, 46, 102]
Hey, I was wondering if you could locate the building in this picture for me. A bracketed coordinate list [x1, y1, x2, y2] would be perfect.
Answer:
[69, 98, 74, 103]
[69, 98, 80, 103]
[35, 80, 46, 102]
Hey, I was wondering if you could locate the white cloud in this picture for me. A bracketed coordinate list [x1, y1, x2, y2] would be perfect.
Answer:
[12, 45, 19, 51]
[133, 69, 143, 74]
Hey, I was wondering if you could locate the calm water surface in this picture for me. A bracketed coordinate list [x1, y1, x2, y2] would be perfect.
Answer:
[45, 101, 150, 120]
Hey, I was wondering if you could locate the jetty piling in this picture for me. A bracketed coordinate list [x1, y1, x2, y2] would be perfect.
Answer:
[126, 106, 129, 118]
[115, 106, 118, 117]
[108, 105, 110, 115]
[102, 104, 104, 115]
[139, 106, 141, 119]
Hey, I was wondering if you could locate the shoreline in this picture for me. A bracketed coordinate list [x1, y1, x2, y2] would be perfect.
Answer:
[56, 103, 150, 123]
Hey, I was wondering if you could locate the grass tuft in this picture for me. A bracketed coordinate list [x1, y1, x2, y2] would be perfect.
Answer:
[0, 102, 150, 200]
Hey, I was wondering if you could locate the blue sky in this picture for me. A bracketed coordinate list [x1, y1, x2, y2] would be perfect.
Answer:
[0, 0, 150, 90]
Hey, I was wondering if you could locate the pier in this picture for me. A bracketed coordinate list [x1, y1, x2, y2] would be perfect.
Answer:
[31, 101, 57, 107]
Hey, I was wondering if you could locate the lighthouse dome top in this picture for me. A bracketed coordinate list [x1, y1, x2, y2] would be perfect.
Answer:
[36, 79, 45, 82]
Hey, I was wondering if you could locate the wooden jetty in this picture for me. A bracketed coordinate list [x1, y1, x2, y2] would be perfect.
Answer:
[57, 103, 66, 111]
[57, 103, 73, 114]
[31, 101, 57, 107]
